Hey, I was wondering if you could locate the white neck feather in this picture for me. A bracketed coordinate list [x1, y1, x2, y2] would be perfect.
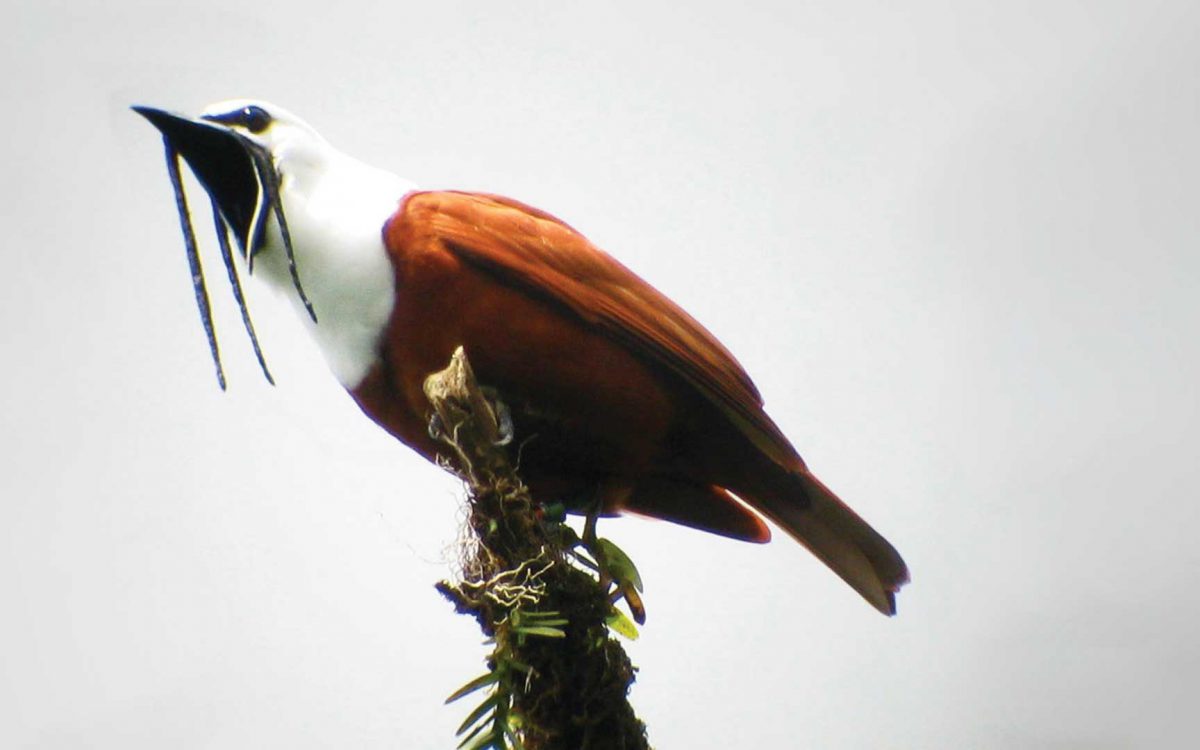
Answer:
[253, 144, 415, 388]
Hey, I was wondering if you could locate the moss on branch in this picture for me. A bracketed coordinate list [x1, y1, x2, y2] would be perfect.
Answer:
[425, 347, 650, 750]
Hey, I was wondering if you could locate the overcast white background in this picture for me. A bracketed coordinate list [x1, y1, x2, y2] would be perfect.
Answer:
[3, 1, 1198, 747]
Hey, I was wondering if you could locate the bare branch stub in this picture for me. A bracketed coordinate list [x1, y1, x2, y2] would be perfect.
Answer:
[424, 346, 651, 750]
[423, 346, 543, 568]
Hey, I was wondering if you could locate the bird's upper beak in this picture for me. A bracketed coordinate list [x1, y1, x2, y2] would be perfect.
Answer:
[132, 105, 266, 257]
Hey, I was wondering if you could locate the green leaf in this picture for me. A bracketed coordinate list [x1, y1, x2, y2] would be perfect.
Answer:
[606, 607, 640, 640]
[513, 609, 565, 627]
[445, 671, 501, 704]
[460, 727, 499, 750]
[598, 538, 643, 592]
[514, 625, 567, 639]
[456, 695, 500, 736]
[505, 659, 532, 674]
[456, 721, 491, 749]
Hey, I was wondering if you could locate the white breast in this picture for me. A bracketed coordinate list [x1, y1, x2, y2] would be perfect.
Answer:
[254, 151, 416, 389]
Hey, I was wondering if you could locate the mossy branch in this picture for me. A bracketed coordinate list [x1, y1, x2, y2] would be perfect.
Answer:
[424, 347, 651, 750]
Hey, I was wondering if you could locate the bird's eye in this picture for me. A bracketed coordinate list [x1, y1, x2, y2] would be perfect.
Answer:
[202, 104, 274, 134]
[241, 106, 271, 134]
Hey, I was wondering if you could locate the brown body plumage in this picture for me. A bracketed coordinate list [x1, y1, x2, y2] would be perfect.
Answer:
[351, 191, 909, 614]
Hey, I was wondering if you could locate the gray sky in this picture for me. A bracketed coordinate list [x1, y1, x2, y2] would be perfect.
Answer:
[3, 1, 1198, 747]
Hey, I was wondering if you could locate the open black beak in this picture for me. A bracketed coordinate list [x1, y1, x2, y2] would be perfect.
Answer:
[132, 106, 265, 257]
[133, 104, 282, 389]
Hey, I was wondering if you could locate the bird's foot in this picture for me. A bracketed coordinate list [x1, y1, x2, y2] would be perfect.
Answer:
[425, 380, 513, 449]
[479, 386, 514, 446]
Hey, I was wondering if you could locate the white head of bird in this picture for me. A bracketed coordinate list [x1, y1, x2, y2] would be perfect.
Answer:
[141, 99, 416, 387]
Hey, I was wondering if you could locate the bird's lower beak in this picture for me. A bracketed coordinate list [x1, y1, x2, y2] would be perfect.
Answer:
[132, 105, 265, 258]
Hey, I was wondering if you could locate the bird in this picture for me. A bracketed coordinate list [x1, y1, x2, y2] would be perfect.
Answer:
[134, 100, 909, 615]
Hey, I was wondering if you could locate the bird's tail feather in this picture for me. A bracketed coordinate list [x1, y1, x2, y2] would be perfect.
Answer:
[749, 469, 909, 615]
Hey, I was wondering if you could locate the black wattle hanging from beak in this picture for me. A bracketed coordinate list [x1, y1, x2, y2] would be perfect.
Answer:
[134, 104, 318, 387]
[132, 106, 266, 257]
[134, 105, 280, 388]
